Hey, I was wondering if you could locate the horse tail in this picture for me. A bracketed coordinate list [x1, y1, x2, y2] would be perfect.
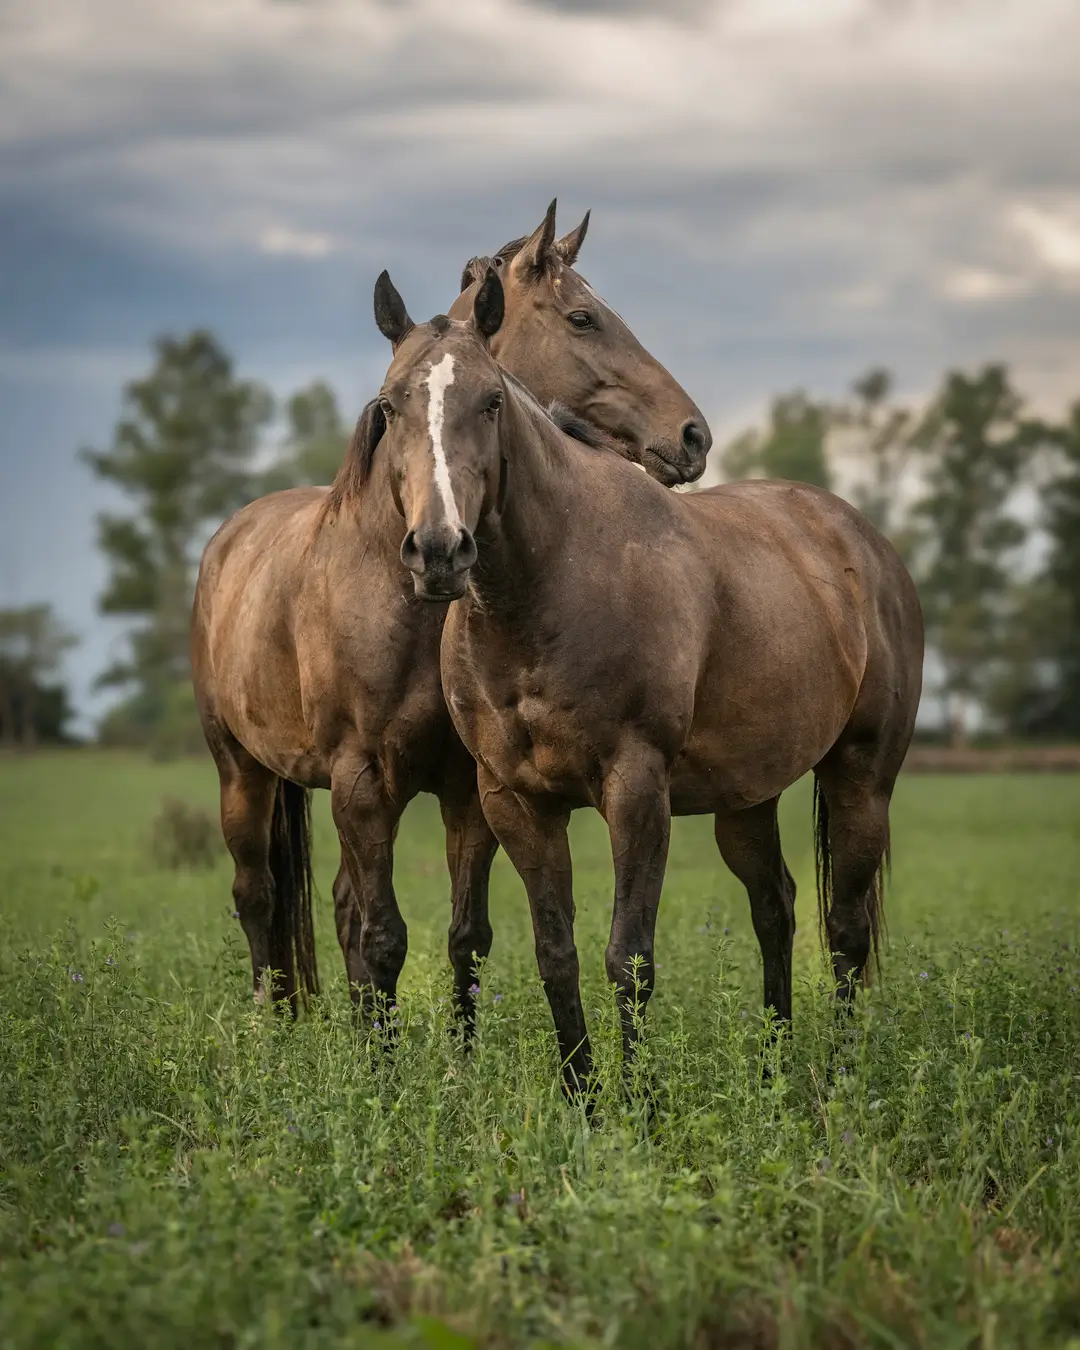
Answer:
[269, 778, 320, 1008]
[812, 774, 887, 981]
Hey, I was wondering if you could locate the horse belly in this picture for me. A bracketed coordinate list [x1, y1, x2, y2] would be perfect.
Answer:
[671, 663, 861, 813]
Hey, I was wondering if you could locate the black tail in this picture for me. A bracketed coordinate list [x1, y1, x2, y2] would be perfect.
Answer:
[812, 776, 887, 981]
[268, 778, 319, 1009]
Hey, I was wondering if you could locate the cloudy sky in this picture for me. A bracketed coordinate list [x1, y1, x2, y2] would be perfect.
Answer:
[2, 0, 1079, 726]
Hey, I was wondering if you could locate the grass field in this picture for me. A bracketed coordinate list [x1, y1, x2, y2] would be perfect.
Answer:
[1, 752, 1079, 1349]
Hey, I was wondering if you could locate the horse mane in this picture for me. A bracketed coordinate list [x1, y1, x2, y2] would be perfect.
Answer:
[459, 235, 529, 292]
[547, 402, 626, 457]
[320, 398, 386, 520]
[497, 370, 623, 459]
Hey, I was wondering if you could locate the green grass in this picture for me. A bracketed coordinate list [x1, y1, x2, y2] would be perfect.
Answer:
[1, 752, 1079, 1348]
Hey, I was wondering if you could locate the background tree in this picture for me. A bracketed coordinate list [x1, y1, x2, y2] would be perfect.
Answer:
[83, 331, 273, 748]
[262, 380, 349, 492]
[831, 368, 915, 548]
[720, 390, 833, 489]
[0, 604, 78, 747]
[1035, 400, 1080, 735]
[908, 365, 1032, 745]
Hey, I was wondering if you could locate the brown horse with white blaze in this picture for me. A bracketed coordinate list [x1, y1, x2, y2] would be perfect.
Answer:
[365, 270, 923, 1095]
[190, 202, 709, 1023]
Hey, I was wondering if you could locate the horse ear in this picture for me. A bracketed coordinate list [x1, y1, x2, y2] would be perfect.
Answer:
[373, 270, 413, 348]
[513, 199, 558, 282]
[472, 266, 505, 340]
[555, 209, 590, 267]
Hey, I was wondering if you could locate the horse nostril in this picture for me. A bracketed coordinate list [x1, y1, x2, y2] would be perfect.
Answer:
[452, 527, 477, 573]
[400, 529, 424, 574]
[681, 420, 712, 456]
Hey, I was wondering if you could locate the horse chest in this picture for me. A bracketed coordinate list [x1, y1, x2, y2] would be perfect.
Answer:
[480, 691, 600, 801]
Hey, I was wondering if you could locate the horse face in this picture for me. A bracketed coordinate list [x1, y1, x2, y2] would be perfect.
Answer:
[454, 202, 712, 486]
[374, 270, 505, 602]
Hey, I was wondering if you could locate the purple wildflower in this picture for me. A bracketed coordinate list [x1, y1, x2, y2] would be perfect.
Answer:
[71, 971, 84, 984]
[373, 1020, 381, 1031]
[105, 955, 117, 967]
[493, 993, 503, 1004]
[919, 971, 928, 980]
[468, 983, 480, 996]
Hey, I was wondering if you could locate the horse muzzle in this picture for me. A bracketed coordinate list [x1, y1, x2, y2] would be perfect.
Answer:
[642, 418, 712, 486]
[400, 523, 477, 602]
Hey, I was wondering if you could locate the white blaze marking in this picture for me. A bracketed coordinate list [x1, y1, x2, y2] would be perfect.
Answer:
[425, 352, 460, 527]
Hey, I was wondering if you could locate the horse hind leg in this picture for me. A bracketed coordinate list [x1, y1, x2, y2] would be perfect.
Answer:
[714, 797, 796, 1026]
[812, 748, 894, 1002]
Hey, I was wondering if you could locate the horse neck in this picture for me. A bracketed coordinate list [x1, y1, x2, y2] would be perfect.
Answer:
[472, 390, 576, 607]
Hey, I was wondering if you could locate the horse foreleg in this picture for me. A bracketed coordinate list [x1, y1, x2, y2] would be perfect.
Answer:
[714, 798, 796, 1026]
[331, 762, 407, 1021]
[477, 765, 591, 1099]
[330, 857, 371, 1008]
[602, 747, 671, 1073]
[440, 771, 498, 1037]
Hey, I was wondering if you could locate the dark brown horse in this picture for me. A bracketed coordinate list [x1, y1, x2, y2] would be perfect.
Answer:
[190, 203, 709, 1023]
[366, 271, 923, 1093]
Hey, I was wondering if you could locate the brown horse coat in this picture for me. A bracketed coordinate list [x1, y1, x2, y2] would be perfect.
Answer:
[190, 203, 708, 1021]
[362, 273, 923, 1092]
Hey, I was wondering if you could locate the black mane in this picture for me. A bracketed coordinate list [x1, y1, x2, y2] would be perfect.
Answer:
[459, 235, 529, 292]
[547, 402, 625, 457]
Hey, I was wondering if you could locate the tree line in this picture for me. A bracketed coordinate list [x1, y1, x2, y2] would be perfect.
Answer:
[4, 332, 1077, 751]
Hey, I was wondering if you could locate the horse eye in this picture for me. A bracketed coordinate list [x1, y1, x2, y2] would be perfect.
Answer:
[485, 393, 504, 415]
[378, 396, 394, 417]
[568, 311, 594, 330]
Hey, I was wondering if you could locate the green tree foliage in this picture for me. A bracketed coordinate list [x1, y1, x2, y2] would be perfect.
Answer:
[1036, 401, 1080, 734]
[908, 365, 1033, 744]
[262, 381, 349, 492]
[720, 391, 832, 490]
[984, 577, 1070, 736]
[0, 605, 78, 746]
[836, 368, 914, 545]
[82, 332, 273, 747]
